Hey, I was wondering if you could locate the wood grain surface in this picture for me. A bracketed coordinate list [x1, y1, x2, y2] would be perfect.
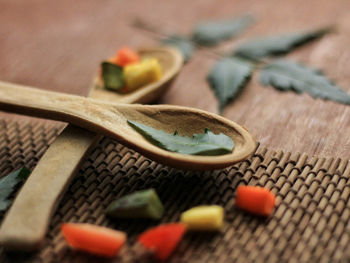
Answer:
[0, 0, 350, 159]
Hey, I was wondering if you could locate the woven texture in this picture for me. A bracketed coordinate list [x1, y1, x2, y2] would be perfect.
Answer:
[0, 117, 350, 263]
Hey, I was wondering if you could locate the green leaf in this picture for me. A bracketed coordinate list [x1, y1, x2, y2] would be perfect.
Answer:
[128, 120, 234, 156]
[192, 15, 254, 46]
[207, 57, 254, 112]
[260, 60, 350, 104]
[161, 35, 195, 63]
[233, 28, 331, 61]
[101, 62, 125, 91]
[0, 167, 31, 211]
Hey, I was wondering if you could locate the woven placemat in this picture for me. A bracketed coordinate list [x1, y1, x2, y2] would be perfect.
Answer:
[0, 117, 349, 263]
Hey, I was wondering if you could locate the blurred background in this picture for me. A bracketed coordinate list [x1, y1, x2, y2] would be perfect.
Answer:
[1, 0, 350, 157]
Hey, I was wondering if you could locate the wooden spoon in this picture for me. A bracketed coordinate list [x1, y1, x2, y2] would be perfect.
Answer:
[0, 81, 256, 170]
[0, 47, 183, 251]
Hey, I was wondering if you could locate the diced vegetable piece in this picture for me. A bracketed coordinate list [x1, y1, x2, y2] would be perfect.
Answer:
[98, 57, 115, 78]
[115, 47, 140, 67]
[138, 223, 186, 261]
[123, 58, 162, 92]
[180, 205, 224, 231]
[61, 223, 126, 257]
[235, 186, 276, 216]
[101, 62, 125, 91]
[106, 189, 164, 219]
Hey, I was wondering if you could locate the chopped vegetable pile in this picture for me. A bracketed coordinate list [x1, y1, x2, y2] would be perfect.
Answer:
[59, 184, 276, 260]
[101, 47, 162, 93]
[58, 185, 277, 260]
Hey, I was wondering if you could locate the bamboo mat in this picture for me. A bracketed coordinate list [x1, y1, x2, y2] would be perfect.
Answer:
[0, 117, 349, 263]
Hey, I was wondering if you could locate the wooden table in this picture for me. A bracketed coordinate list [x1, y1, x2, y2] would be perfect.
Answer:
[1, 1, 350, 262]
[1, 0, 350, 159]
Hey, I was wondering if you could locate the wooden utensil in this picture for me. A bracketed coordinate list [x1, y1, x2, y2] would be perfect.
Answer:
[0, 47, 183, 251]
[0, 81, 256, 169]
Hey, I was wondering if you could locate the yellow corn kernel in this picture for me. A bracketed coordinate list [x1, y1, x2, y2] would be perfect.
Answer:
[123, 58, 162, 92]
[180, 205, 224, 231]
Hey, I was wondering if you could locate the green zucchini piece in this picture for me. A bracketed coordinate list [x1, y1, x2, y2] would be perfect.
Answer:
[106, 189, 164, 219]
[101, 61, 125, 91]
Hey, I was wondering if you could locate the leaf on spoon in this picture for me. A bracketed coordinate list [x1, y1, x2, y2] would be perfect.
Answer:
[192, 15, 254, 46]
[101, 62, 125, 91]
[0, 167, 31, 211]
[161, 35, 195, 63]
[207, 57, 254, 113]
[233, 27, 332, 61]
[127, 120, 234, 156]
[259, 59, 350, 104]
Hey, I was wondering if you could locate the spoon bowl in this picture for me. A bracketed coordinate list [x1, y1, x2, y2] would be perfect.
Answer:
[89, 47, 183, 104]
[100, 104, 255, 170]
[0, 82, 256, 170]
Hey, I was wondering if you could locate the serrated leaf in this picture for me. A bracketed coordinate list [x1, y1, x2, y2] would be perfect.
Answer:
[260, 60, 350, 104]
[0, 167, 31, 211]
[128, 120, 234, 156]
[192, 15, 254, 46]
[161, 35, 195, 63]
[101, 62, 125, 91]
[234, 28, 331, 61]
[207, 57, 254, 112]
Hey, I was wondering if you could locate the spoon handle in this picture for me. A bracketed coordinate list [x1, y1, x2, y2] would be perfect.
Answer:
[0, 81, 101, 250]
[0, 126, 100, 250]
[0, 81, 90, 122]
